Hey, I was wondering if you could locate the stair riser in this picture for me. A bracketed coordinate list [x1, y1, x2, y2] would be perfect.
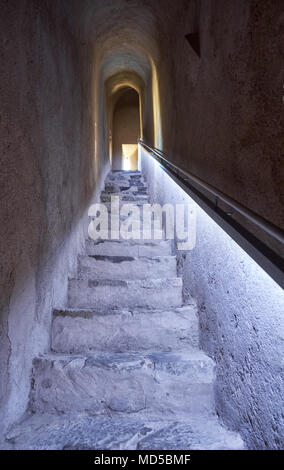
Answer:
[68, 279, 183, 309]
[106, 171, 143, 176]
[106, 175, 145, 183]
[104, 188, 148, 194]
[30, 356, 215, 416]
[78, 256, 177, 280]
[86, 240, 173, 257]
[105, 182, 146, 190]
[87, 230, 166, 244]
[51, 307, 199, 354]
[104, 185, 148, 193]
[89, 211, 145, 222]
[100, 196, 149, 204]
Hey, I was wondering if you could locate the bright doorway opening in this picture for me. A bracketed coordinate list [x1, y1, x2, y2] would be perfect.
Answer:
[112, 88, 140, 170]
[122, 144, 138, 170]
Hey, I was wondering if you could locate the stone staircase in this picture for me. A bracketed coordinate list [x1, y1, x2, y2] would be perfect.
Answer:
[3, 171, 244, 450]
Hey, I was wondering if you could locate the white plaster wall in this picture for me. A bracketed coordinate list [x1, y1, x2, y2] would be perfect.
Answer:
[141, 146, 284, 450]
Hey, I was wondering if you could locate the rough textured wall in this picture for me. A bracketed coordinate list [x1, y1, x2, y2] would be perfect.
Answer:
[112, 89, 140, 170]
[0, 0, 109, 435]
[149, 0, 284, 447]
[156, 0, 284, 253]
[141, 147, 284, 449]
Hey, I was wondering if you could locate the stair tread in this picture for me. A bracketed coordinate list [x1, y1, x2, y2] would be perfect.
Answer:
[53, 304, 196, 318]
[77, 254, 177, 280]
[102, 184, 147, 189]
[35, 349, 213, 365]
[68, 277, 183, 309]
[69, 277, 182, 284]
[79, 254, 176, 260]
[4, 413, 244, 450]
[101, 192, 148, 195]
[52, 304, 199, 354]
[85, 239, 173, 257]
[86, 238, 172, 246]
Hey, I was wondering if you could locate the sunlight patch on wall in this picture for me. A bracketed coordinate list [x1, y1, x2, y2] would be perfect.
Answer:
[151, 59, 163, 150]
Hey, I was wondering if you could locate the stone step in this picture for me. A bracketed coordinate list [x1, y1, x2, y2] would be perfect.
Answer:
[89, 209, 163, 229]
[136, 417, 244, 450]
[77, 254, 177, 280]
[107, 170, 142, 176]
[90, 204, 166, 228]
[88, 203, 165, 239]
[103, 190, 149, 199]
[106, 170, 145, 179]
[96, 210, 147, 224]
[68, 277, 183, 309]
[105, 177, 146, 186]
[89, 204, 146, 215]
[3, 413, 244, 450]
[85, 239, 173, 257]
[101, 201, 152, 212]
[104, 183, 148, 193]
[100, 192, 149, 203]
[30, 351, 215, 416]
[87, 229, 165, 242]
[51, 305, 199, 354]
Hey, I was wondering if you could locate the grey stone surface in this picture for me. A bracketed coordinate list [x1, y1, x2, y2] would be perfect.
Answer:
[78, 254, 177, 280]
[106, 171, 145, 182]
[101, 193, 149, 203]
[30, 351, 215, 416]
[2, 413, 244, 450]
[68, 277, 183, 310]
[86, 239, 173, 257]
[105, 183, 148, 194]
[137, 417, 244, 450]
[51, 305, 199, 354]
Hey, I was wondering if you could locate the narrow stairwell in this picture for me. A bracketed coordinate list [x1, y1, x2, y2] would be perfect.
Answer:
[4, 171, 244, 450]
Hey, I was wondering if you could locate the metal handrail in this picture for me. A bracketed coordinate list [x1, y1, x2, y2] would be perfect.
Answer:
[139, 139, 284, 287]
[139, 140, 284, 244]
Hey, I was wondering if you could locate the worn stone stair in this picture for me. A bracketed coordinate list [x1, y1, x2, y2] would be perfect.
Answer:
[86, 239, 173, 257]
[3, 170, 244, 450]
[51, 305, 199, 354]
[77, 254, 177, 280]
[3, 414, 244, 450]
[30, 351, 215, 416]
[68, 277, 183, 310]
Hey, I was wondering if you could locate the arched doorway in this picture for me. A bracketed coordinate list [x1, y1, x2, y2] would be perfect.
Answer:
[112, 87, 140, 170]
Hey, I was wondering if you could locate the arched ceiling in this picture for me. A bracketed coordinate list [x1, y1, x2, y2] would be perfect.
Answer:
[69, 0, 187, 85]
[106, 71, 145, 98]
[65, 0, 189, 151]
